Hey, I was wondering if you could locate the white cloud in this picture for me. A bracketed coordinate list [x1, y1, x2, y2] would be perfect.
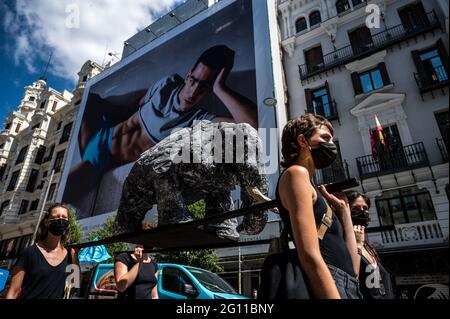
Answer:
[2, 0, 181, 83]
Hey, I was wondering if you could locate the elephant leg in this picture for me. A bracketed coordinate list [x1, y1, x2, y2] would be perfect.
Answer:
[155, 173, 193, 226]
[113, 165, 155, 235]
[204, 192, 239, 241]
[237, 171, 269, 235]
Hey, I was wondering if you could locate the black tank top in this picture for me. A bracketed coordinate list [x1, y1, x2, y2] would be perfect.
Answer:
[276, 170, 355, 277]
[359, 255, 394, 299]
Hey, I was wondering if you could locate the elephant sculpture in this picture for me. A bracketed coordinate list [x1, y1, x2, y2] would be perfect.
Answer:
[113, 120, 269, 241]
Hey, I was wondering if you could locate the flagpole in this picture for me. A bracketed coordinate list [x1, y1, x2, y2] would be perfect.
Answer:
[31, 170, 55, 245]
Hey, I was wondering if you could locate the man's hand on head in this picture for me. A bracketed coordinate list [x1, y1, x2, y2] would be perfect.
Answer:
[213, 48, 235, 95]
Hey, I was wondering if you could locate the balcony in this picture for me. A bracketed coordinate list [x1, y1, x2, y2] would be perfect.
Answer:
[370, 220, 446, 250]
[299, 11, 441, 81]
[356, 142, 429, 179]
[414, 65, 449, 98]
[436, 138, 448, 162]
[314, 160, 350, 185]
[0, 149, 9, 159]
[32, 128, 47, 139]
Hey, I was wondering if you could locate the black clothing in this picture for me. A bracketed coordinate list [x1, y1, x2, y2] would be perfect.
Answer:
[359, 255, 394, 299]
[14, 244, 72, 299]
[115, 253, 158, 299]
[275, 171, 355, 277]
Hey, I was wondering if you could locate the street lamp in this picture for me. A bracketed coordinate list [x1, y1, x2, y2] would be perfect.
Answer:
[145, 28, 158, 37]
[169, 12, 182, 24]
[124, 41, 138, 52]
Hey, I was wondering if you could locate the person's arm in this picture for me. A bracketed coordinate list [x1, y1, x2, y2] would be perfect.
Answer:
[151, 271, 159, 299]
[279, 167, 341, 299]
[114, 251, 143, 293]
[6, 267, 25, 299]
[212, 51, 258, 129]
[319, 186, 361, 278]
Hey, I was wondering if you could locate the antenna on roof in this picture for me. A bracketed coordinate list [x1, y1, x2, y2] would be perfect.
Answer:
[40, 51, 53, 82]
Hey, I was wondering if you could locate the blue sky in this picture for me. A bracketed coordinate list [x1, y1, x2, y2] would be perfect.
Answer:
[0, 0, 181, 127]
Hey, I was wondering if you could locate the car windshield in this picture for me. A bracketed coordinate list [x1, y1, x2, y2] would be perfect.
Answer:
[186, 267, 237, 294]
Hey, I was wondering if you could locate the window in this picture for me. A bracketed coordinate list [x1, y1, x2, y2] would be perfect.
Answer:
[0, 143, 4, 149]
[82, 75, 88, 82]
[59, 122, 73, 144]
[26, 169, 39, 192]
[34, 145, 46, 164]
[56, 121, 62, 131]
[53, 150, 65, 173]
[412, 40, 449, 89]
[348, 26, 373, 54]
[44, 145, 55, 163]
[304, 45, 324, 74]
[18, 200, 29, 215]
[52, 101, 58, 112]
[295, 17, 307, 33]
[336, 0, 351, 14]
[435, 111, 449, 149]
[7, 170, 20, 191]
[5, 123, 11, 130]
[398, 1, 429, 32]
[15, 146, 29, 165]
[31, 123, 41, 130]
[15, 123, 21, 133]
[162, 268, 197, 297]
[0, 165, 6, 181]
[309, 11, 321, 27]
[29, 199, 39, 211]
[39, 100, 46, 109]
[0, 200, 10, 216]
[48, 183, 57, 201]
[375, 186, 437, 226]
[352, 0, 364, 7]
[371, 124, 407, 170]
[43, 171, 48, 178]
[360, 68, 384, 93]
[29, 96, 35, 102]
[305, 81, 335, 119]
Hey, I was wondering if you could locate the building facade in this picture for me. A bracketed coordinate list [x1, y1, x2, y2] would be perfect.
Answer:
[0, 61, 103, 269]
[279, 0, 449, 298]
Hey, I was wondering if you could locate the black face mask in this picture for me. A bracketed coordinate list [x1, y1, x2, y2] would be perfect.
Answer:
[308, 141, 338, 169]
[351, 210, 371, 227]
[48, 219, 70, 237]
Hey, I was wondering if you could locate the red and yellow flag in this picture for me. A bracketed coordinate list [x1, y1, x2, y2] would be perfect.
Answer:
[375, 114, 385, 146]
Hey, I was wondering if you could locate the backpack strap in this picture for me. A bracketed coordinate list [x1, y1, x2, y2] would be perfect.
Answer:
[317, 204, 334, 240]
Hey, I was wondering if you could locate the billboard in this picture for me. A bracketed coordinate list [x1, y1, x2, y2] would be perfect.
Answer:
[58, 0, 282, 235]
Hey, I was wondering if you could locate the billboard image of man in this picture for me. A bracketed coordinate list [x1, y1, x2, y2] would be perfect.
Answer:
[64, 45, 258, 205]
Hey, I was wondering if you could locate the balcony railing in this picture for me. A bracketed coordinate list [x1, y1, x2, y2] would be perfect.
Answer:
[436, 138, 448, 162]
[370, 220, 446, 250]
[356, 142, 429, 179]
[299, 11, 441, 80]
[308, 100, 339, 121]
[414, 65, 449, 94]
[314, 160, 350, 185]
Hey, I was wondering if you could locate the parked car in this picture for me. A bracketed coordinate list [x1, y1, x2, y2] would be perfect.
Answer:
[84, 263, 248, 299]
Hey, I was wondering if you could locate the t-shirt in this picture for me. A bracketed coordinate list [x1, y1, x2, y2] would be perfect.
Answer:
[14, 244, 72, 299]
[115, 253, 158, 299]
[138, 74, 217, 143]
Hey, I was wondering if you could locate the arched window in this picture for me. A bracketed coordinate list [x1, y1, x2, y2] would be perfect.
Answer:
[295, 17, 307, 33]
[309, 11, 322, 27]
[336, 0, 351, 14]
